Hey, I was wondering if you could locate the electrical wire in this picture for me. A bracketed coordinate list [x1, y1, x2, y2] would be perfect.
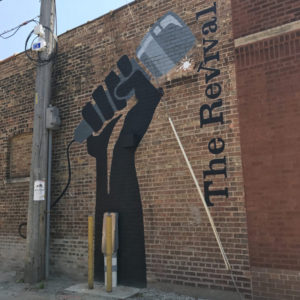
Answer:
[24, 25, 58, 65]
[0, 16, 39, 39]
[50, 139, 75, 209]
[18, 139, 75, 239]
[1, 26, 22, 39]
[18, 222, 27, 239]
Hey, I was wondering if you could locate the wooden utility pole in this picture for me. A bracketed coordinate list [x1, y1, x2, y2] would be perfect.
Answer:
[24, 0, 56, 283]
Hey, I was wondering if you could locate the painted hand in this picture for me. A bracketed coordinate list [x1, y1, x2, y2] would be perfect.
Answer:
[83, 55, 163, 157]
[80, 55, 163, 287]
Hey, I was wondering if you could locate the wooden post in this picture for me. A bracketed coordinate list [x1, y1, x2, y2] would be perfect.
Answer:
[24, 0, 56, 283]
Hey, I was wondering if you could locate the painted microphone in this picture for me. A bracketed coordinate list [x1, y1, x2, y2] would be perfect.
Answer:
[74, 11, 195, 143]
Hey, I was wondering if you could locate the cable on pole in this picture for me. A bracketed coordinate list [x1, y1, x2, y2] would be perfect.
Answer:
[24, 25, 58, 65]
[24, 1, 58, 66]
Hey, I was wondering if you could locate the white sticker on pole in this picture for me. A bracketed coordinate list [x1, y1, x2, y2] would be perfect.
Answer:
[34, 180, 45, 201]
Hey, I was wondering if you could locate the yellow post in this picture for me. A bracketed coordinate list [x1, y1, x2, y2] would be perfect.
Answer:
[106, 214, 112, 292]
[88, 216, 94, 289]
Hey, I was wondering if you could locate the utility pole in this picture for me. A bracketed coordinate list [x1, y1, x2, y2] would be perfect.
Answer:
[24, 0, 56, 283]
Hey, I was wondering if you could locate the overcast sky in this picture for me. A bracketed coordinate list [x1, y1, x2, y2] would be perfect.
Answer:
[0, 0, 133, 60]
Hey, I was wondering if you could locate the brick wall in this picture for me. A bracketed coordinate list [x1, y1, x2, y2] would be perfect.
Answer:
[252, 267, 300, 300]
[0, 55, 35, 270]
[232, 0, 300, 299]
[8, 133, 32, 178]
[235, 31, 300, 271]
[231, 0, 300, 39]
[0, 0, 252, 297]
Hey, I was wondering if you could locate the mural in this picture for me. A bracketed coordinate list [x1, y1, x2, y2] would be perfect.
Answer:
[196, 2, 228, 206]
[84, 56, 162, 286]
[76, 12, 195, 287]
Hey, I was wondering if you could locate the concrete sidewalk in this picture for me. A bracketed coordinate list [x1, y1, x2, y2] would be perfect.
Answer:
[0, 270, 241, 300]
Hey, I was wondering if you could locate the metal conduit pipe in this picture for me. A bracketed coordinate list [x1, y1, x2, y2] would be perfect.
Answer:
[45, 129, 52, 279]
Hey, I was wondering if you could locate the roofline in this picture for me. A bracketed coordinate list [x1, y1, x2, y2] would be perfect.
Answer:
[58, 0, 136, 38]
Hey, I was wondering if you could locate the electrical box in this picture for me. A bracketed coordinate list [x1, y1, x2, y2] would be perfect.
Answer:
[32, 24, 47, 51]
[46, 106, 61, 130]
[32, 37, 47, 51]
[34, 24, 45, 38]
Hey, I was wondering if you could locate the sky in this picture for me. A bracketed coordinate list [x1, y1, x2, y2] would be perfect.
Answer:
[0, 0, 133, 60]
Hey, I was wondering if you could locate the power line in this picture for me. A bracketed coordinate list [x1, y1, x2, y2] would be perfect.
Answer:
[0, 16, 39, 39]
